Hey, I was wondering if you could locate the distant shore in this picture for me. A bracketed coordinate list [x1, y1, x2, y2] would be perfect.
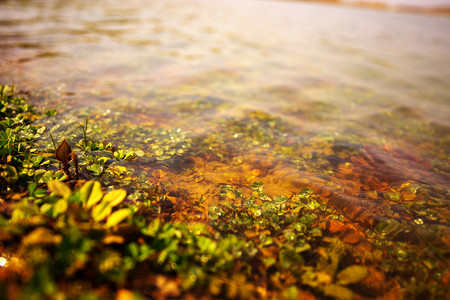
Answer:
[283, 0, 450, 15]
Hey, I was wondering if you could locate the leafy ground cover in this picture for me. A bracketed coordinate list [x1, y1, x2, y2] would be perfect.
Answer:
[0, 85, 449, 299]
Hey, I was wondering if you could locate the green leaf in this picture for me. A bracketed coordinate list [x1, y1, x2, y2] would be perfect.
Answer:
[45, 109, 57, 117]
[34, 188, 47, 198]
[105, 208, 131, 228]
[25, 263, 57, 297]
[41, 171, 55, 183]
[102, 189, 127, 207]
[34, 169, 48, 181]
[145, 218, 161, 236]
[31, 155, 44, 166]
[87, 163, 102, 174]
[80, 181, 103, 209]
[251, 181, 264, 191]
[279, 248, 304, 269]
[97, 157, 109, 165]
[4, 165, 18, 183]
[336, 265, 368, 285]
[28, 182, 37, 195]
[374, 219, 405, 238]
[48, 180, 71, 198]
[197, 236, 217, 254]
[282, 286, 298, 300]
[262, 257, 276, 267]
[127, 243, 139, 258]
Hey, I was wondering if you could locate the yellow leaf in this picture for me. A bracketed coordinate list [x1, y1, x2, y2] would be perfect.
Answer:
[80, 181, 103, 209]
[40, 203, 52, 214]
[23, 227, 62, 245]
[337, 265, 368, 285]
[323, 284, 354, 300]
[53, 198, 68, 217]
[102, 189, 127, 207]
[91, 202, 112, 222]
[105, 208, 132, 228]
[48, 180, 71, 198]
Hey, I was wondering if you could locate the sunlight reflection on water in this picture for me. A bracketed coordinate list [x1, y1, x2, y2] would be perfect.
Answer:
[0, 0, 449, 125]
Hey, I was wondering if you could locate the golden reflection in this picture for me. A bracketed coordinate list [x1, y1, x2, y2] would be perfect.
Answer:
[0, 256, 8, 268]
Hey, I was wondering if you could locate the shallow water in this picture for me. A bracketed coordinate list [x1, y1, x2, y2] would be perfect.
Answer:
[1, 0, 449, 243]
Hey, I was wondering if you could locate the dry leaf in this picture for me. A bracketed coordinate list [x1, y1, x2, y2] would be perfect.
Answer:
[55, 139, 71, 164]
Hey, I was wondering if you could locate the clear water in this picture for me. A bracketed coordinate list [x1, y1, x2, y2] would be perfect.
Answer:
[1, 0, 449, 231]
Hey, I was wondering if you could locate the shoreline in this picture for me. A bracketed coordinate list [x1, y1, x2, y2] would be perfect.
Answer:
[277, 0, 450, 16]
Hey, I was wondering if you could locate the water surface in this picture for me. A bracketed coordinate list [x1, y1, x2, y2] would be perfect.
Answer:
[1, 0, 449, 276]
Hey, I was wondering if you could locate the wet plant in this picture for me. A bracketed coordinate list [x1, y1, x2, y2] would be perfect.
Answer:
[0, 86, 449, 300]
[78, 116, 89, 150]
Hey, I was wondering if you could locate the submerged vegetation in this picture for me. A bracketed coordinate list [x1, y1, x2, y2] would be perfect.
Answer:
[0, 85, 449, 299]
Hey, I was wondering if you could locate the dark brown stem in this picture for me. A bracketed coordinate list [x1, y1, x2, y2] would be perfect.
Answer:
[71, 151, 79, 180]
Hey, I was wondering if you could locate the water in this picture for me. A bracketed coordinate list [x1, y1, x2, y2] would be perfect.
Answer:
[344, 0, 450, 8]
[1, 0, 449, 239]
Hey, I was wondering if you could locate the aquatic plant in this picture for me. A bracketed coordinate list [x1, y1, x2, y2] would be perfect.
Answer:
[0, 86, 449, 299]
